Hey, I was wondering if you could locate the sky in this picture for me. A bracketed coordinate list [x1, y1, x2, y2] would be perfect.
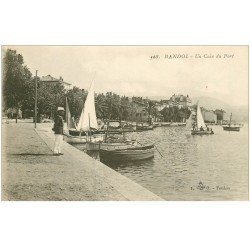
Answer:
[5, 46, 248, 106]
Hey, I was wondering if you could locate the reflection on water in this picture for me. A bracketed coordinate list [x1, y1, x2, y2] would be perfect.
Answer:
[74, 124, 248, 200]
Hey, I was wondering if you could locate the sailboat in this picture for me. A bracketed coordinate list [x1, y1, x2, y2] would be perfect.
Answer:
[191, 101, 214, 135]
[65, 97, 76, 131]
[63, 83, 103, 144]
[223, 113, 241, 131]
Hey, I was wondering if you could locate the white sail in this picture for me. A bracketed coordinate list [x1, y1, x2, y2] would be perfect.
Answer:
[77, 82, 98, 131]
[196, 101, 206, 128]
[66, 97, 76, 130]
[186, 110, 195, 130]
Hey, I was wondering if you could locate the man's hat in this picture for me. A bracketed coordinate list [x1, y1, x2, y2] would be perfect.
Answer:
[57, 107, 65, 111]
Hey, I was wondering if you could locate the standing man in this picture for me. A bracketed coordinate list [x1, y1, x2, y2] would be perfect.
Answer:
[53, 107, 65, 156]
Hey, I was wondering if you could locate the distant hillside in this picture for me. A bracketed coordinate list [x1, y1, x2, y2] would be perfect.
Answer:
[192, 96, 231, 110]
[192, 96, 248, 122]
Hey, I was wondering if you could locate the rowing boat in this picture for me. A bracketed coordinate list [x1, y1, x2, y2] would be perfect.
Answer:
[99, 144, 154, 162]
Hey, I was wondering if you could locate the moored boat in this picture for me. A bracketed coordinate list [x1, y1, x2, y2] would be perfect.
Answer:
[99, 144, 155, 162]
[169, 122, 179, 126]
[161, 122, 170, 127]
[136, 122, 154, 131]
[63, 81, 104, 144]
[223, 113, 241, 132]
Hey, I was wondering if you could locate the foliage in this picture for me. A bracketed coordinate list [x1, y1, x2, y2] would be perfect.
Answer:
[37, 79, 66, 117]
[160, 106, 191, 122]
[2, 49, 33, 111]
[2, 48, 192, 123]
[66, 87, 87, 118]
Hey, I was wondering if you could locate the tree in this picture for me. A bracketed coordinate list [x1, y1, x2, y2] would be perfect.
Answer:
[95, 93, 108, 119]
[65, 87, 86, 119]
[3, 49, 33, 122]
[37, 80, 66, 120]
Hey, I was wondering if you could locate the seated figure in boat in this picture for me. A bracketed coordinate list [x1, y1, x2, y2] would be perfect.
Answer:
[200, 126, 204, 131]
[192, 123, 197, 131]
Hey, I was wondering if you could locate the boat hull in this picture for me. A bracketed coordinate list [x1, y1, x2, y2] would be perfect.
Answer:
[191, 130, 214, 135]
[64, 133, 104, 144]
[100, 145, 154, 162]
[161, 122, 170, 127]
[69, 129, 106, 136]
[223, 126, 240, 131]
[86, 141, 135, 151]
[136, 126, 154, 131]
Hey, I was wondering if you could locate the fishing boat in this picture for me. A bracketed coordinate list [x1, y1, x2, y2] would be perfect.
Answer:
[86, 137, 137, 151]
[63, 82, 103, 144]
[223, 113, 241, 131]
[87, 119, 155, 161]
[99, 144, 155, 162]
[86, 122, 135, 151]
[169, 122, 179, 126]
[121, 121, 136, 132]
[177, 122, 186, 126]
[152, 122, 161, 128]
[191, 102, 214, 135]
[136, 122, 154, 131]
[161, 122, 170, 127]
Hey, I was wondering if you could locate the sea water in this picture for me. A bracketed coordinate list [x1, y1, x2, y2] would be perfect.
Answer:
[77, 124, 249, 200]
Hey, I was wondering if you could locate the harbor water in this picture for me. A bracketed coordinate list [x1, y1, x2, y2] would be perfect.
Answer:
[75, 124, 248, 200]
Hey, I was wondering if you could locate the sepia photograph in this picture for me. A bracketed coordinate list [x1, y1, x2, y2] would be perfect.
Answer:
[1, 45, 249, 201]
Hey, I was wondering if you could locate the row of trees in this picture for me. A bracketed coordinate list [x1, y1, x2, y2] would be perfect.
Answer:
[160, 106, 191, 122]
[2, 48, 190, 123]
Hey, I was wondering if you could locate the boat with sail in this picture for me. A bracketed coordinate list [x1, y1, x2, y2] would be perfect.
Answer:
[223, 113, 241, 131]
[86, 120, 155, 159]
[86, 120, 136, 151]
[191, 101, 214, 135]
[63, 82, 104, 144]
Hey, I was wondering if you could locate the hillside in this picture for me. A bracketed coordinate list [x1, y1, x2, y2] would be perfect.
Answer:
[192, 96, 248, 122]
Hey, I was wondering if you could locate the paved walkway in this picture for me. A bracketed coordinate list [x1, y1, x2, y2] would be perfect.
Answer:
[2, 122, 163, 201]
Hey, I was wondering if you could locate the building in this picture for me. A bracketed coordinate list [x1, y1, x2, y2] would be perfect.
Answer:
[201, 108, 217, 123]
[214, 109, 226, 124]
[130, 100, 149, 122]
[40, 75, 72, 90]
[169, 94, 192, 108]
[155, 102, 167, 112]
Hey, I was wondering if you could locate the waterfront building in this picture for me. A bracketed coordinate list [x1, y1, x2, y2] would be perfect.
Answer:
[40, 75, 72, 90]
[201, 108, 217, 123]
[155, 102, 167, 112]
[130, 99, 149, 122]
[169, 94, 192, 108]
[214, 109, 226, 124]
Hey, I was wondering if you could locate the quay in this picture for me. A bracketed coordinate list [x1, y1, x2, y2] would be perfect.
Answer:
[1, 121, 163, 201]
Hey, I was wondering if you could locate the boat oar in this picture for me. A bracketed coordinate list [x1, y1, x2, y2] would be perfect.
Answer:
[137, 141, 163, 158]
[154, 144, 163, 158]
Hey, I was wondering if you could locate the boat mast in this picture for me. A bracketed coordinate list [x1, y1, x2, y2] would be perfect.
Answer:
[229, 113, 232, 127]
[88, 113, 92, 142]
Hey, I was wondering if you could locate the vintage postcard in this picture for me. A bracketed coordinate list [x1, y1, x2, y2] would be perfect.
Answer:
[1, 45, 249, 201]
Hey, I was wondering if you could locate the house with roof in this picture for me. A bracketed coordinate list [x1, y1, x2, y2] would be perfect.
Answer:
[40, 75, 72, 90]
[129, 99, 149, 122]
[169, 94, 192, 108]
[201, 108, 217, 123]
